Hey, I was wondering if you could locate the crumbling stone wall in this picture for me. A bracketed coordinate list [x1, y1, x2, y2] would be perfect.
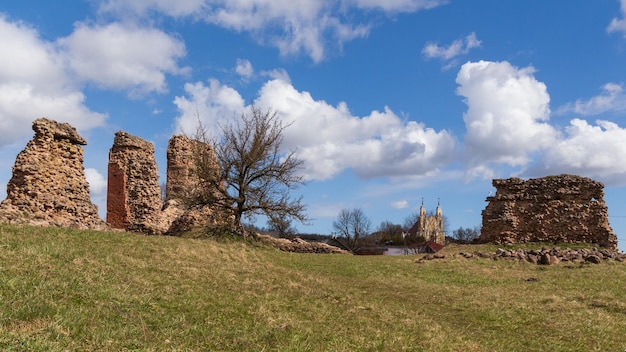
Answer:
[106, 131, 162, 234]
[165, 135, 217, 201]
[0, 118, 106, 230]
[162, 134, 224, 235]
[480, 174, 618, 250]
[0, 120, 225, 235]
[106, 133, 224, 235]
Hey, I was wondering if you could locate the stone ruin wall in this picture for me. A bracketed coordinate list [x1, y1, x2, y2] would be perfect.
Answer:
[166, 135, 210, 202]
[162, 135, 224, 235]
[0, 118, 106, 230]
[480, 174, 618, 250]
[106, 131, 163, 234]
[106, 132, 223, 235]
[0, 117, 222, 235]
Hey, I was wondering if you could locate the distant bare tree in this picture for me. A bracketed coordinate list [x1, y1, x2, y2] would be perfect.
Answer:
[377, 221, 404, 244]
[333, 208, 371, 247]
[452, 226, 481, 243]
[403, 212, 420, 231]
[267, 216, 297, 238]
[190, 106, 308, 235]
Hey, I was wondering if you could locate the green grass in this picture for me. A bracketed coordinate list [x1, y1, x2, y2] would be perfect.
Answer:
[1, 224, 626, 351]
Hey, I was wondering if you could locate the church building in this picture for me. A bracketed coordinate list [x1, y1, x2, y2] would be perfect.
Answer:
[407, 199, 445, 245]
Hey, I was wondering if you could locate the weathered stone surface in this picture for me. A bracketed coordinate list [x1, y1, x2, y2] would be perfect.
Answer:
[106, 131, 162, 234]
[165, 135, 218, 202]
[105, 133, 224, 236]
[258, 235, 350, 254]
[160, 135, 224, 235]
[0, 118, 106, 230]
[480, 174, 618, 250]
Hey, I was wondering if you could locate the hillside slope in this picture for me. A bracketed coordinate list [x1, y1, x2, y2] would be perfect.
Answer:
[1, 224, 625, 351]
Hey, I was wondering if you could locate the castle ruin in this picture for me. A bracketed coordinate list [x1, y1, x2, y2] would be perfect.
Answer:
[0, 118, 107, 230]
[106, 132, 223, 235]
[480, 174, 618, 250]
[106, 131, 163, 234]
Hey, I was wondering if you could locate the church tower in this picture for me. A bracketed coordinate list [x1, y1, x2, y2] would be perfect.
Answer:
[408, 198, 446, 245]
[435, 199, 445, 244]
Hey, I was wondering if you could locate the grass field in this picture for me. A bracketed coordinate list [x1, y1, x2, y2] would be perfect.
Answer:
[1, 223, 626, 351]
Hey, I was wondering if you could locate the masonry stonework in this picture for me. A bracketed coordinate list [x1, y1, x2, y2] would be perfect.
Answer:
[106, 131, 162, 234]
[0, 118, 106, 230]
[166, 135, 209, 201]
[480, 174, 618, 250]
[161, 134, 224, 235]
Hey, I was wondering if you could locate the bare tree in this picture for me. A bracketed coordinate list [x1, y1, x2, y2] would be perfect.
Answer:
[267, 216, 297, 238]
[333, 208, 371, 247]
[452, 226, 481, 243]
[402, 211, 420, 232]
[190, 106, 308, 235]
[377, 221, 404, 244]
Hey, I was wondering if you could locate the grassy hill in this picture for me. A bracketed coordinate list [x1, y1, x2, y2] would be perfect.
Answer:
[1, 224, 625, 351]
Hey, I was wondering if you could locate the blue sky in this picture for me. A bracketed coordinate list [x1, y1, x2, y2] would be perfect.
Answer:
[1, 1, 626, 250]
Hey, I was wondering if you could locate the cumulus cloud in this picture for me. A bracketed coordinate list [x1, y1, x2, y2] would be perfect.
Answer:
[173, 78, 246, 137]
[456, 60, 626, 186]
[423, 32, 481, 61]
[0, 15, 106, 147]
[255, 79, 456, 180]
[456, 60, 557, 169]
[58, 22, 188, 95]
[174, 76, 456, 181]
[98, 0, 446, 62]
[528, 119, 626, 185]
[556, 83, 626, 116]
[607, 0, 626, 36]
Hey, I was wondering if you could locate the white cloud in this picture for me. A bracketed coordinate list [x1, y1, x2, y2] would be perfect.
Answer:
[455, 60, 626, 186]
[260, 68, 291, 84]
[0, 15, 106, 147]
[607, 0, 626, 36]
[173, 78, 246, 137]
[556, 83, 626, 116]
[203, 2, 370, 62]
[348, 0, 448, 12]
[235, 59, 254, 80]
[423, 32, 481, 61]
[456, 60, 557, 168]
[58, 22, 188, 95]
[85, 168, 108, 195]
[98, 0, 206, 18]
[529, 119, 626, 185]
[174, 76, 456, 181]
[391, 200, 409, 209]
[98, 0, 446, 63]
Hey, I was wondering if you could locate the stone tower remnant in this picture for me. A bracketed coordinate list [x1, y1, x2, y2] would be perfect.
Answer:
[106, 132, 223, 235]
[161, 134, 223, 235]
[106, 131, 162, 234]
[165, 135, 217, 202]
[480, 174, 618, 250]
[407, 200, 445, 245]
[0, 118, 106, 230]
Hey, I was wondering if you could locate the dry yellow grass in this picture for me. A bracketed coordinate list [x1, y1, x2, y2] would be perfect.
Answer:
[1, 223, 625, 351]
